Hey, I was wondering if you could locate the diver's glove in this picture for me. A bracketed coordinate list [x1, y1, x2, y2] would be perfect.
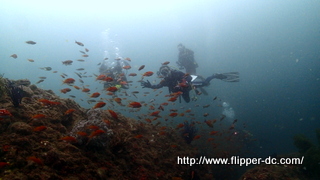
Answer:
[141, 80, 151, 88]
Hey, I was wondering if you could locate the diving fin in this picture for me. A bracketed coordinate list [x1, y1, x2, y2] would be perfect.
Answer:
[219, 72, 240, 82]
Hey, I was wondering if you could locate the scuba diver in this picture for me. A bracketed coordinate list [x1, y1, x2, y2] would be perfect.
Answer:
[99, 59, 130, 89]
[177, 43, 198, 75]
[141, 65, 239, 103]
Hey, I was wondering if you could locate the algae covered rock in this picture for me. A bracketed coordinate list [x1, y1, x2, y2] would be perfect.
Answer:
[8, 122, 32, 135]
[293, 134, 313, 154]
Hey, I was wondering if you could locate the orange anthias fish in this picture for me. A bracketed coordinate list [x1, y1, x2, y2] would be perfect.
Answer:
[134, 134, 143, 139]
[169, 112, 178, 117]
[176, 123, 184, 129]
[59, 136, 77, 142]
[113, 97, 122, 104]
[31, 114, 46, 119]
[193, 135, 201, 140]
[104, 77, 113, 82]
[27, 156, 43, 165]
[60, 88, 71, 94]
[128, 102, 142, 108]
[150, 111, 160, 117]
[122, 65, 131, 70]
[33, 126, 47, 132]
[143, 71, 154, 77]
[63, 78, 75, 84]
[77, 131, 88, 136]
[96, 74, 107, 81]
[93, 102, 106, 109]
[82, 88, 90, 92]
[108, 109, 118, 120]
[0, 109, 12, 119]
[90, 92, 100, 98]
[89, 129, 105, 138]
[106, 86, 118, 92]
[209, 131, 218, 135]
[64, 109, 75, 115]
[167, 97, 177, 102]
[162, 61, 170, 65]
[204, 120, 214, 128]
[38, 99, 61, 106]
[0, 162, 9, 168]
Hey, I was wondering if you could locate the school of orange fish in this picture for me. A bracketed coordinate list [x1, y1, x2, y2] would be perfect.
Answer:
[5, 40, 250, 163]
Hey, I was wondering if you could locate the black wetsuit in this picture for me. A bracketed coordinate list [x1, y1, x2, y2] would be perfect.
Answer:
[149, 70, 192, 103]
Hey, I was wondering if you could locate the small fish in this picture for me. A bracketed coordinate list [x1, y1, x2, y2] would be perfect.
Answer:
[75, 40, 84, 46]
[33, 126, 47, 132]
[204, 120, 213, 128]
[128, 102, 142, 108]
[169, 112, 178, 117]
[149, 98, 155, 103]
[203, 113, 209, 117]
[39, 77, 47, 79]
[85, 48, 89, 52]
[0, 109, 12, 119]
[203, 104, 210, 108]
[62, 60, 73, 65]
[77, 131, 88, 136]
[69, 95, 76, 98]
[176, 123, 184, 129]
[150, 111, 160, 117]
[27, 156, 43, 165]
[162, 61, 170, 65]
[76, 68, 85, 71]
[10, 54, 18, 59]
[79, 50, 86, 54]
[31, 114, 46, 119]
[82, 54, 89, 57]
[59, 136, 77, 142]
[104, 58, 109, 60]
[74, 72, 82, 78]
[40, 67, 52, 71]
[89, 129, 105, 138]
[106, 86, 118, 92]
[27, 59, 35, 62]
[25, 40, 36, 45]
[134, 135, 143, 139]
[63, 78, 75, 84]
[90, 92, 100, 98]
[93, 102, 106, 109]
[64, 109, 75, 115]
[128, 73, 137, 76]
[138, 65, 145, 71]
[209, 131, 218, 135]
[108, 109, 118, 120]
[36, 79, 44, 84]
[143, 71, 153, 77]
[114, 57, 121, 60]
[124, 57, 131, 61]
[0, 162, 9, 168]
[60, 88, 71, 94]
[122, 65, 131, 70]
[193, 135, 201, 140]
[82, 88, 90, 92]
[77, 59, 85, 62]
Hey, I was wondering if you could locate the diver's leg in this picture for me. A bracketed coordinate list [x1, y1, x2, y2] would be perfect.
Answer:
[182, 90, 190, 103]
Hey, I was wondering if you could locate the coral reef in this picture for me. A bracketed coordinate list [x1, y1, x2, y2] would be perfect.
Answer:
[239, 163, 307, 180]
[0, 80, 201, 179]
